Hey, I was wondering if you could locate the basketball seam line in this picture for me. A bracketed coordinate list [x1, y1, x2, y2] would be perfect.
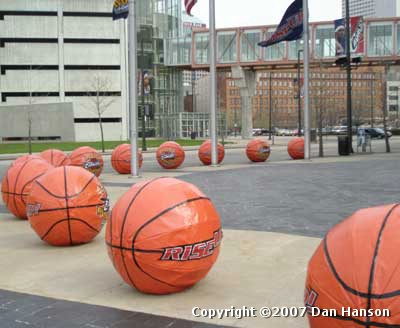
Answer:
[63, 166, 73, 246]
[40, 217, 100, 241]
[323, 204, 400, 299]
[12, 158, 31, 217]
[20, 172, 48, 205]
[105, 242, 163, 253]
[34, 203, 103, 214]
[313, 310, 400, 327]
[35, 175, 96, 199]
[131, 196, 211, 289]
[107, 210, 116, 268]
[118, 177, 165, 291]
[366, 204, 400, 327]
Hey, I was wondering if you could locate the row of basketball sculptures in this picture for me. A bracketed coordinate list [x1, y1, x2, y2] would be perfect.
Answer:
[2, 136, 397, 326]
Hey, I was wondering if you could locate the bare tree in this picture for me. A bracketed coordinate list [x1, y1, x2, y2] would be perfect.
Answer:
[85, 74, 117, 152]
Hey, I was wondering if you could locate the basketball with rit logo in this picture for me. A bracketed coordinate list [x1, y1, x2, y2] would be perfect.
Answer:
[106, 177, 222, 294]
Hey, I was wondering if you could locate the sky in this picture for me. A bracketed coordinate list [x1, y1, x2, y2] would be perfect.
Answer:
[189, 0, 342, 28]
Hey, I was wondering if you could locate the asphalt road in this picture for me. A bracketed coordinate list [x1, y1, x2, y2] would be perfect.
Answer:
[0, 137, 399, 181]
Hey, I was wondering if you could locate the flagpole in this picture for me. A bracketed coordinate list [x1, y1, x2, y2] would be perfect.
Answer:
[209, 0, 218, 166]
[128, 0, 139, 176]
[303, 0, 311, 160]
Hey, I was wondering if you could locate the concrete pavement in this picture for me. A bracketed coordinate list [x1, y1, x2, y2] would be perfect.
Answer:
[0, 139, 399, 327]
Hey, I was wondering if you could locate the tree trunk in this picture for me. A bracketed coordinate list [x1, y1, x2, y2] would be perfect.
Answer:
[28, 114, 32, 155]
[318, 108, 324, 157]
[99, 113, 105, 153]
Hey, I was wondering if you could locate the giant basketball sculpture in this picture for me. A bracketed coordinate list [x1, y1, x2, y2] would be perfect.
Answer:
[287, 137, 304, 160]
[1, 157, 53, 219]
[111, 144, 143, 174]
[27, 166, 109, 246]
[306, 204, 400, 327]
[156, 142, 185, 169]
[106, 177, 222, 295]
[246, 139, 271, 162]
[69, 146, 104, 177]
[198, 140, 225, 165]
[40, 149, 70, 167]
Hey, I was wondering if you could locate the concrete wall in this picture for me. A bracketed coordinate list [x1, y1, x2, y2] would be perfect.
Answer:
[0, 102, 75, 142]
[0, 0, 128, 141]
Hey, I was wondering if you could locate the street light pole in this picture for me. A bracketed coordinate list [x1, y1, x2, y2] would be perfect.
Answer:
[269, 72, 272, 140]
[345, 0, 353, 154]
[140, 34, 147, 151]
[297, 49, 303, 137]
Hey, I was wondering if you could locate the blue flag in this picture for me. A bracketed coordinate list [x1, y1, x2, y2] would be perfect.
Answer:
[112, 0, 129, 21]
[258, 0, 303, 47]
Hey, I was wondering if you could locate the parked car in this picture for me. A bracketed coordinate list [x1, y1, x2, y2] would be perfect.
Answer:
[332, 126, 348, 135]
[359, 128, 392, 139]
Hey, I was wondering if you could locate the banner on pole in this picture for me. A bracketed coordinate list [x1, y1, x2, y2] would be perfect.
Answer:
[258, 0, 303, 48]
[112, 0, 129, 20]
[335, 16, 364, 58]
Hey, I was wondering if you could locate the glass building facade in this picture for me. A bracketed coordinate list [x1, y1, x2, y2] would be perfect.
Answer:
[136, 0, 183, 138]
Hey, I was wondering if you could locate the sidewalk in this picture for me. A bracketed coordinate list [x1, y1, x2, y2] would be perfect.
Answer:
[0, 137, 293, 161]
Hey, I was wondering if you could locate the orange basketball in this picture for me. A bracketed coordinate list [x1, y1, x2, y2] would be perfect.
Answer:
[40, 149, 70, 167]
[198, 140, 225, 165]
[12, 154, 43, 167]
[246, 139, 271, 162]
[111, 144, 143, 174]
[27, 166, 110, 246]
[106, 177, 222, 295]
[69, 146, 104, 177]
[156, 142, 185, 169]
[305, 204, 400, 327]
[288, 137, 304, 160]
[1, 157, 53, 219]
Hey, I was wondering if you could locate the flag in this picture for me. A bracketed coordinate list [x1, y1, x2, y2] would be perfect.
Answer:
[112, 0, 129, 21]
[258, 0, 303, 47]
[334, 16, 364, 58]
[185, 0, 197, 16]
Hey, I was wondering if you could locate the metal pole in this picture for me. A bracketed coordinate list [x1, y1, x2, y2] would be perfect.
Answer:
[269, 72, 272, 140]
[383, 65, 391, 153]
[303, 0, 311, 160]
[370, 73, 374, 127]
[141, 36, 147, 151]
[297, 49, 303, 137]
[345, 0, 353, 154]
[128, 0, 139, 177]
[209, 0, 218, 165]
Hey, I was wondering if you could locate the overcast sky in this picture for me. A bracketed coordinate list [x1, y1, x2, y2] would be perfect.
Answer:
[190, 0, 342, 28]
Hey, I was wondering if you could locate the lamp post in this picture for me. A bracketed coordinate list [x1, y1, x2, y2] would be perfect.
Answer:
[297, 49, 304, 136]
[140, 32, 147, 151]
[345, 0, 353, 154]
[269, 72, 273, 140]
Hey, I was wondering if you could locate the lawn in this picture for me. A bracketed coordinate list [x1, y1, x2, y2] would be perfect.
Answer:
[0, 139, 228, 154]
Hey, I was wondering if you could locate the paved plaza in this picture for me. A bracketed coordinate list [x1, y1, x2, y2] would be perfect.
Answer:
[0, 137, 399, 327]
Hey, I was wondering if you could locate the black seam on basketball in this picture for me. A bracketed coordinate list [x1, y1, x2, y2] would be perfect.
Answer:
[131, 196, 211, 289]
[366, 204, 400, 326]
[118, 177, 166, 290]
[20, 172, 48, 205]
[67, 175, 97, 198]
[40, 217, 100, 240]
[324, 204, 400, 300]
[106, 241, 164, 253]
[64, 166, 73, 246]
[35, 174, 96, 199]
[314, 309, 400, 327]
[12, 159, 30, 216]
[35, 203, 103, 214]
[3, 171, 10, 207]
[107, 210, 116, 268]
